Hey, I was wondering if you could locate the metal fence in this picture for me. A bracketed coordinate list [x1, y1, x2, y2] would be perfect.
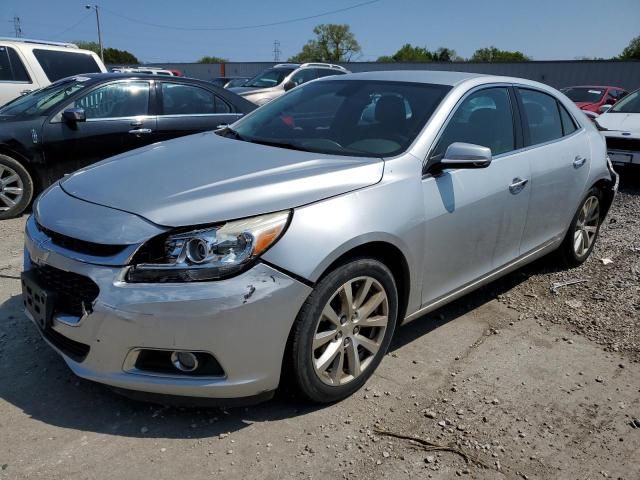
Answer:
[130, 61, 640, 91]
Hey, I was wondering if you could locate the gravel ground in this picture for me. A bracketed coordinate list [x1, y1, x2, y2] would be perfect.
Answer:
[0, 173, 638, 479]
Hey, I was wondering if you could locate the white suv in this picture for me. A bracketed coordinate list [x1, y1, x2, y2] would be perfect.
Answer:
[0, 38, 106, 106]
[229, 62, 350, 105]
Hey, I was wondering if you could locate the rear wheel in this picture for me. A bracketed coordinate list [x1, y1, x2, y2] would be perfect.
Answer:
[558, 188, 602, 267]
[290, 259, 398, 403]
[0, 154, 33, 220]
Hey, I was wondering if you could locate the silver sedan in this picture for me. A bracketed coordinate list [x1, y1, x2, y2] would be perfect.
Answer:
[24, 71, 617, 404]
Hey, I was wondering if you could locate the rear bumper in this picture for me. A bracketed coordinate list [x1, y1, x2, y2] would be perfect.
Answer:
[24, 216, 312, 400]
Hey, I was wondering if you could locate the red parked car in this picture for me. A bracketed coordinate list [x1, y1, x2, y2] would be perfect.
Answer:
[562, 85, 628, 113]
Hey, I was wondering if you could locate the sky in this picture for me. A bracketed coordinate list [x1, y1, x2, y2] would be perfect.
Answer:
[2, 0, 639, 63]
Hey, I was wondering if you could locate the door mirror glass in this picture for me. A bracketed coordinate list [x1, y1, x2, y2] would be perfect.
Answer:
[599, 104, 612, 114]
[62, 107, 86, 123]
[440, 142, 492, 169]
[283, 80, 295, 92]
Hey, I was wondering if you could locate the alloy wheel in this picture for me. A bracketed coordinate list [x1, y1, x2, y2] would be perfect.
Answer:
[312, 276, 389, 386]
[573, 195, 600, 258]
[0, 164, 24, 212]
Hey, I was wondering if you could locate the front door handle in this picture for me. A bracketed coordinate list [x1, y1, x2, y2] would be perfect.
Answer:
[128, 128, 152, 135]
[509, 177, 529, 194]
[573, 155, 587, 168]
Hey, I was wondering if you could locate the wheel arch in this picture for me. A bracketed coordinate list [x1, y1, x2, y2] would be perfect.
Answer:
[0, 144, 41, 191]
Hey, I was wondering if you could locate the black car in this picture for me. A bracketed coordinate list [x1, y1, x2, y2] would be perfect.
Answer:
[0, 73, 256, 219]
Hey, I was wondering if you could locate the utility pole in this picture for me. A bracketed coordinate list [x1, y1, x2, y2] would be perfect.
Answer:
[273, 40, 281, 62]
[13, 16, 22, 38]
[85, 4, 104, 61]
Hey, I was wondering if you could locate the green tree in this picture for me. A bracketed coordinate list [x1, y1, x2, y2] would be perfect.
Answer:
[197, 55, 227, 64]
[470, 46, 530, 62]
[619, 35, 640, 60]
[75, 41, 139, 64]
[376, 44, 457, 62]
[289, 24, 361, 63]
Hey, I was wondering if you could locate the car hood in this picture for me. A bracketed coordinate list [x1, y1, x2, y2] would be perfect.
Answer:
[60, 131, 384, 227]
[597, 113, 640, 132]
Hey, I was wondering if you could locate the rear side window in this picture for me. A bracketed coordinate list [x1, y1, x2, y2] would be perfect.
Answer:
[290, 69, 317, 87]
[519, 89, 563, 146]
[32, 49, 101, 82]
[161, 83, 230, 115]
[0, 46, 30, 82]
[433, 87, 515, 158]
[558, 103, 577, 136]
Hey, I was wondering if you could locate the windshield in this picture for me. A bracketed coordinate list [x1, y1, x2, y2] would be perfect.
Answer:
[610, 89, 640, 113]
[244, 68, 295, 88]
[563, 87, 605, 103]
[0, 78, 89, 116]
[225, 80, 451, 157]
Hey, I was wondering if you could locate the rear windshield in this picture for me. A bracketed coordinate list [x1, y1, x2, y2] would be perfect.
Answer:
[563, 87, 605, 103]
[33, 49, 101, 82]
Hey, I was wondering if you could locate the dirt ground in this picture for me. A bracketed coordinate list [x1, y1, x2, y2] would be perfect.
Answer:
[0, 174, 638, 480]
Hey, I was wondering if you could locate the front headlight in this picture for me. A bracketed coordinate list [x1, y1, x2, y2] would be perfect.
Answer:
[126, 211, 290, 283]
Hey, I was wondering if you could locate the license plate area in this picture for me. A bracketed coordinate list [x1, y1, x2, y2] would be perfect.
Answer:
[21, 270, 55, 331]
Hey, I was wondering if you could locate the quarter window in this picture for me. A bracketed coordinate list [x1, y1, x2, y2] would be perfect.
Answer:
[0, 46, 30, 82]
[71, 81, 150, 119]
[433, 87, 515, 159]
[558, 103, 577, 136]
[161, 83, 230, 115]
[519, 89, 563, 146]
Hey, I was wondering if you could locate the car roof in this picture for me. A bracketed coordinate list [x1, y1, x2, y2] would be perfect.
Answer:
[317, 70, 490, 87]
[565, 85, 626, 90]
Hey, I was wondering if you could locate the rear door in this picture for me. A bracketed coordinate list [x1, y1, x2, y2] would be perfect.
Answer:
[0, 45, 37, 106]
[42, 79, 156, 178]
[154, 82, 243, 142]
[515, 87, 591, 253]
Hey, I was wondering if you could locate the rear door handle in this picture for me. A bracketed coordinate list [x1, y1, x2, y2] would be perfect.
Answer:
[573, 156, 587, 168]
[509, 177, 529, 194]
[128, 128, 152, 135]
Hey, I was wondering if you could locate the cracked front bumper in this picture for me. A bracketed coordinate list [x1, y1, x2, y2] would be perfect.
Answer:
[23, 216, 312, 399]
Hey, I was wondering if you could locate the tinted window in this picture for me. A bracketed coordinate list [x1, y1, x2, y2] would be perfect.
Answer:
[32, 49, 101, 82]
[229, 80, 450, 157]
[244, 68, 294, 88]
[611, 90, 640, 113]
[161, 83, 230, 115]
[433, 88, 515, 159]
[558, 103, 577, 135]
[316, 69, 346, 78]
[0, 46, 30, 82]
[290, 69, 317, 87]
[563, 87, 605, 103]
[72, 81, 149, 119]
[520, 89, 563, 146]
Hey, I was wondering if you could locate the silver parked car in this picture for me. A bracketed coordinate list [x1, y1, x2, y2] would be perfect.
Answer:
[23, 71, 617, 405]
[229, 62, 349, 105]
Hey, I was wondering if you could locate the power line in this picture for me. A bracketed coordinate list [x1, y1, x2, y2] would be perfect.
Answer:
[100, 0, 380, 31]
[49, 13, 92, 40]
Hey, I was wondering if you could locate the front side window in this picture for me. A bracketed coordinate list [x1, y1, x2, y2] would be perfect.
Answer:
[432, 87, 515, 159]
[610, 90, 640, 113]
[161, 83, 230, 115]
[227, 80, 451, 157]
[244, 68, 295, 88]
[0, 46, 30, 82]
[519, 89, 563, 146]
[71, 81, 149, 119]
[32, 49, 101, 82]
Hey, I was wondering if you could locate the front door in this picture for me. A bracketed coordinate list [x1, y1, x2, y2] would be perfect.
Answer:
[421, 86, 531, 305]
[41, 80, 156, 180]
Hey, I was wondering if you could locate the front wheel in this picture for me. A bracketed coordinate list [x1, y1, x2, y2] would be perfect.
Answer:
[0, 154, 33, 220]
[290, 259, 398, 403]
[558, 188, 602, 267]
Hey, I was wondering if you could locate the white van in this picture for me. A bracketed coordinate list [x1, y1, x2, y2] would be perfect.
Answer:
[0, 38, 106, 106]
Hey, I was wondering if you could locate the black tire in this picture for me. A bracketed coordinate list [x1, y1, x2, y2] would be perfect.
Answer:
[558, 187, 602, 267]
[290, 258, 398, 403]
[0, 154, 33, 220]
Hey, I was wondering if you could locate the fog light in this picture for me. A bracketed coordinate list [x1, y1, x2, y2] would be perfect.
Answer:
[171, 351, 199, 372]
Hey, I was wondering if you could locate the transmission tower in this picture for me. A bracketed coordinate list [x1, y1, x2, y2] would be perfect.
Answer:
[13, 16, 23, 38]
[273, 40, 281, 62]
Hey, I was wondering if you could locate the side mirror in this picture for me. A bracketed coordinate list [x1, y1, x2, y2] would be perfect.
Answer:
[283, 80, 295, 92]
[62, 107, 86, 123]
[439, 142, 492, 169]
[599, 104, 612, 114]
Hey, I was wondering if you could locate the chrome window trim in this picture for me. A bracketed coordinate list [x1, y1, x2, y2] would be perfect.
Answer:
[157, 113, 242, 119]
[85, 115, 156, 123]
[0, 80, 33, 84]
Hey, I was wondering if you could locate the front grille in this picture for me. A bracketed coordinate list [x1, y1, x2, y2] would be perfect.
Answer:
[36, 221, 127, 257]
[43, 327, 90, 362]
[31, 264, 99, 317]
[606, 136, 640, 152]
